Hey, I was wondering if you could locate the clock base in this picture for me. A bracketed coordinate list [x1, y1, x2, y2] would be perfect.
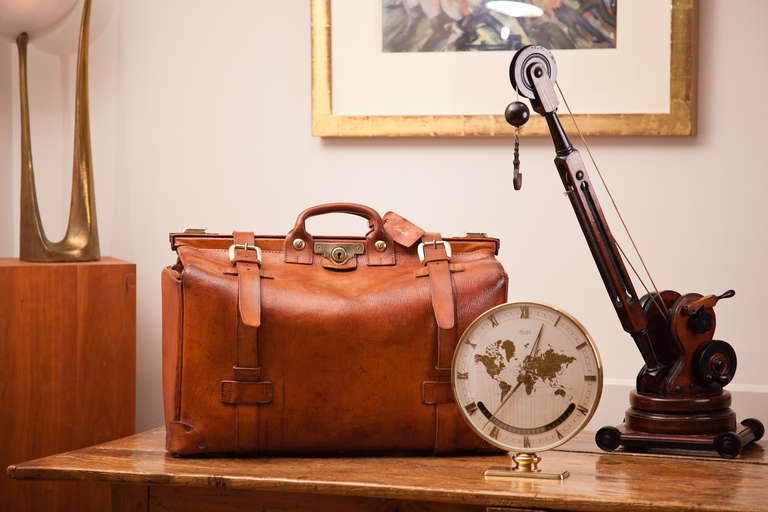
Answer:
[484, 452, 569, 480]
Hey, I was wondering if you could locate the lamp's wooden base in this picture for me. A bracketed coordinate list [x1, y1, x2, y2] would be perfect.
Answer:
[0, 258, 136, 511]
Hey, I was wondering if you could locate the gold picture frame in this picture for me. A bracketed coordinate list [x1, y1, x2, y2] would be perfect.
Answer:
[311, 0, 698, 137]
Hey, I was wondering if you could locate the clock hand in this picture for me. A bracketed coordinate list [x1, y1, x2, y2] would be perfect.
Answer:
[483, 323, 544, 431]
[528, 322, 545, 359]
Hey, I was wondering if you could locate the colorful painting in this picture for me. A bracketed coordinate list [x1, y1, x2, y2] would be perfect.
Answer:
[382, 0, 617, 52]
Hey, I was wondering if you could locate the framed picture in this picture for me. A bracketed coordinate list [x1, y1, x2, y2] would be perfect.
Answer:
[311, 0, 698, 137]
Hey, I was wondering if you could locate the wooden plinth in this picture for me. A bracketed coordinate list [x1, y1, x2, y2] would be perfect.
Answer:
[596, 389, 763, 458]
[0, 258, 136, 511]
[630, 389, 732, 412]
[625, 406, 737, 434]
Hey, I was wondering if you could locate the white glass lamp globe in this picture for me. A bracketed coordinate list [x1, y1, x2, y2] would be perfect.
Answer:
[0, 0, 78, 41]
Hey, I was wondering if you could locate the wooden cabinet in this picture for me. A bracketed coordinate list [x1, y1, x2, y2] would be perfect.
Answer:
[0, 258, 136, 511]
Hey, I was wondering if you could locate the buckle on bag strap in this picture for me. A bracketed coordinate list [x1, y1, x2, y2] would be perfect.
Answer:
[418, 235, 456, 331]
[417, 240, 452, 263]
[229, 243, 262, 265]
[230, 235, 262, 328]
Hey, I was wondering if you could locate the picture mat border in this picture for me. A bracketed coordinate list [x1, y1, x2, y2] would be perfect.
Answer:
[311, 0, 698, 137]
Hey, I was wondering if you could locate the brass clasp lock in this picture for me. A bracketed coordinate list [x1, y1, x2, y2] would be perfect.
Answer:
[314, 242, 364, 265]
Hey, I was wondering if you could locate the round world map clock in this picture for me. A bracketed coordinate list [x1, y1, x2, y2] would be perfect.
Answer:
[452, 302, 603, 479]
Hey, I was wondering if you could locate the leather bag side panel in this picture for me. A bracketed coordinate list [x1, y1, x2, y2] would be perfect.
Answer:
[162, 266, 205, 454]
[451, 255, 509, 452]
[161, 267, 182, 427]
[175, 263, 239, 454]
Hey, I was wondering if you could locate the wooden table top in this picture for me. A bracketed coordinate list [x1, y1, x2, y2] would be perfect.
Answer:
[8, 428, 768, 512]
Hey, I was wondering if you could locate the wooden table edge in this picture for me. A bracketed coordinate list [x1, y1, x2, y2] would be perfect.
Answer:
[6, 428, 767, 512]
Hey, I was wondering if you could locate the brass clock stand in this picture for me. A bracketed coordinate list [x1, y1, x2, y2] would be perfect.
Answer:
[485, 452, 569, 481]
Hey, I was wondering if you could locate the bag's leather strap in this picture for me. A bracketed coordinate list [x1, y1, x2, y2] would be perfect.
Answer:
[221, 380, 273, 405]
[232, 232, 263, 385]
[418, 232, 462, 454]
[226, 232, 272, 452]
[388, 217, 461, 418]
[232, 232, 262, 328]
[419, 233, 456, 331]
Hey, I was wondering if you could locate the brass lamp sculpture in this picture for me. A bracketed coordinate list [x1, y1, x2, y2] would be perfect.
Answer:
[2, 0, 99, 261]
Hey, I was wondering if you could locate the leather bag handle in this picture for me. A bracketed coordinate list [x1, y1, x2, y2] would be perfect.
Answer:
[284, 203, 395, 265]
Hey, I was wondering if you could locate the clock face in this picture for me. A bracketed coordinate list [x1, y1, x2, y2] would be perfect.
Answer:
[452, 302, 602, 453]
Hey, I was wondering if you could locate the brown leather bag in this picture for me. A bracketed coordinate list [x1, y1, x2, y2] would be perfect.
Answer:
[162, 203, 507, 455]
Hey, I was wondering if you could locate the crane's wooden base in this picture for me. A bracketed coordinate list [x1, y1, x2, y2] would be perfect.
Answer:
[625, 404, 737, 435]
[596, 418, 764, 458]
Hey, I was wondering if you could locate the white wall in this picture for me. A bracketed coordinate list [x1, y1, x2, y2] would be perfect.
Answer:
[1, 0, 766, 433]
